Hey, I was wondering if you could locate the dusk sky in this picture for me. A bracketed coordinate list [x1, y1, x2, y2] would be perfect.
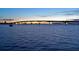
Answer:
[0, 8, 79, 20]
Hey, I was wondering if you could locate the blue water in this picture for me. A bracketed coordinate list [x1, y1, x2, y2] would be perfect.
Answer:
[0, 24, 79, 51]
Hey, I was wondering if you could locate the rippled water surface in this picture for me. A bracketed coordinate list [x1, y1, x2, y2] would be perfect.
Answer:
[0, 24, 79, 51]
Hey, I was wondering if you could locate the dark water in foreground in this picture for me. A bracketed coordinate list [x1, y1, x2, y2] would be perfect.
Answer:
[0, 24, 79, 51]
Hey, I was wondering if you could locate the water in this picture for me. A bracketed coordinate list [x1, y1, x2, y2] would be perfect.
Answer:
[0, 24, 79, 51]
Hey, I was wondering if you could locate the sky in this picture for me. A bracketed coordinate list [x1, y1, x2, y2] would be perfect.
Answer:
[0, 8, 79, 20]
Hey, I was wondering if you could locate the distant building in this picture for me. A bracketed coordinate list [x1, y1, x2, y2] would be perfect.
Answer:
[73, 19, 79, 21]
[0, 18, 15, 23]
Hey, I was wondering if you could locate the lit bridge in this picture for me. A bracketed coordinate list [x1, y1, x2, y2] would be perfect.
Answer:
[0, 20, 79, 24]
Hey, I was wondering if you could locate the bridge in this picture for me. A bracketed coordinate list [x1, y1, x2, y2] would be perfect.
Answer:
[0, 20, 79, 24]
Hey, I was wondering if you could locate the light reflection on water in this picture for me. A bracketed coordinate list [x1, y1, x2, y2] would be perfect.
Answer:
[0, 24, 79, 51]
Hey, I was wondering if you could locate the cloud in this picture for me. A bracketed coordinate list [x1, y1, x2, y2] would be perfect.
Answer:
[56, 9, 79, 16]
